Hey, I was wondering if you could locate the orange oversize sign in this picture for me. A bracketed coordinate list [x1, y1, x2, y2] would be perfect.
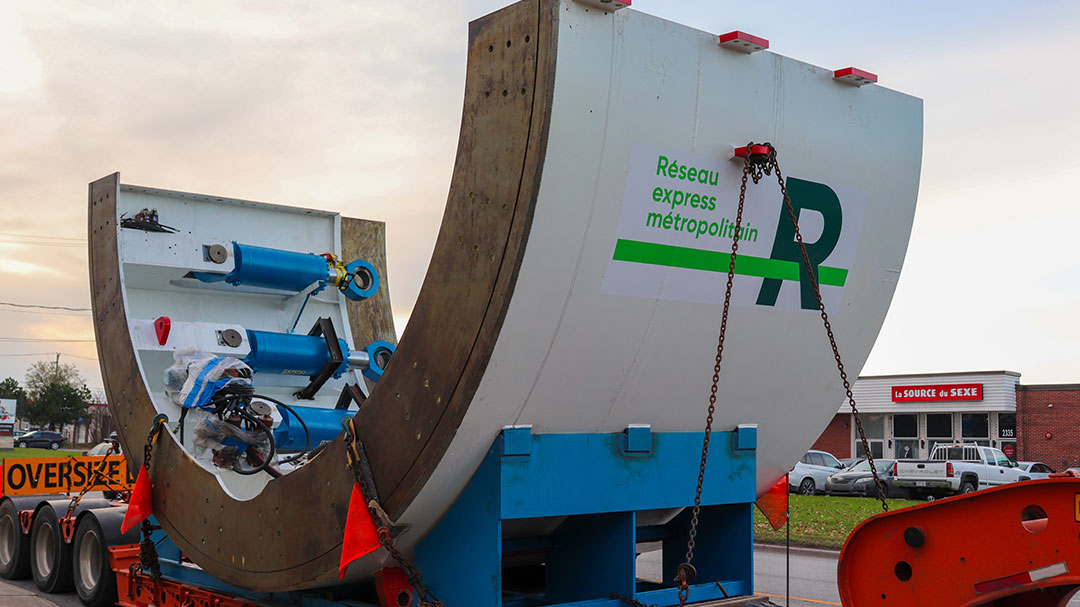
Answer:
[2, 455, 133, 496]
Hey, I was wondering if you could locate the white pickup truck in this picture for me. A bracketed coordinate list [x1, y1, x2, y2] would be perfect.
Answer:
[893, 444, 1031, 498]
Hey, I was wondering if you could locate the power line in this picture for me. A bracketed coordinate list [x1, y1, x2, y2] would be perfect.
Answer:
[0, 337, 95, 343]
[0, 239, 86, 249]
[0, 309, 91, 318]
[0, 352, 98, 361]
[0, 232, 85, 242]
[0, 302, 91, 312]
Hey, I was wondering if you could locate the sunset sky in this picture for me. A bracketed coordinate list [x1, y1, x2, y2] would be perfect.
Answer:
[2, 1, 1079, 395]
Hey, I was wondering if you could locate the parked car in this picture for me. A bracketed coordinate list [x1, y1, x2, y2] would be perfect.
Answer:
[83, 437, 124, 499]
[1016, 461, 1055, 480]
[789, 449, 845, 495]
[14, 430, 64, 450]
[894, 444, 1029, 499]
[826, 459, 907, 498]
[84, 439, 122, 457]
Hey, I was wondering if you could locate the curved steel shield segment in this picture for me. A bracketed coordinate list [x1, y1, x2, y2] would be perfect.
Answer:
[90, 0, 922, 591]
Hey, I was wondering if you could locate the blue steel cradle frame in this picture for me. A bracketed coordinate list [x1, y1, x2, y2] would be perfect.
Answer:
[414, 425, 759, 607]
[143, 424, 758, 607]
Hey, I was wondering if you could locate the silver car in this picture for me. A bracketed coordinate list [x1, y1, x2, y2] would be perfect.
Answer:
[1016, 461, 1055, 480]
[789, 449, 846, 495]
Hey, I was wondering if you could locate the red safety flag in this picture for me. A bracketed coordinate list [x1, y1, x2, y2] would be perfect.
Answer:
[339, 482, 381, 579]
[755, 473, 789, 531]
[120, 465, 153, 533]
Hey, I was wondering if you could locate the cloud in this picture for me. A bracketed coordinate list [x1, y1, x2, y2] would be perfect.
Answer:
[2, 0, 1080, 389]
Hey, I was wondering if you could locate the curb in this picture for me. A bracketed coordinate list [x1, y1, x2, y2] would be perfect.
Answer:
[754, 542, 841, 558]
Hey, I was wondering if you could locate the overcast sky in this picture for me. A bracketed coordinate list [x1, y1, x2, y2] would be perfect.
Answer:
[1, 1, 1079, 395]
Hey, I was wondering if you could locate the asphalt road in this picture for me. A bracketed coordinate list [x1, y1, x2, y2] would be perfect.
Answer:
[635, 546, 841, 607]
[638, 546, 1080, 607]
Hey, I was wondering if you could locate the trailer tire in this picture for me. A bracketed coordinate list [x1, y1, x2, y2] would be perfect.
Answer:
[0, 500, 31, 580]
[72, 514, 118, 607]
[30, 505, 74, 593]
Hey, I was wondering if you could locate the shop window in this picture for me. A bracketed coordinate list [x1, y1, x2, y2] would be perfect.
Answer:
[893, 414, 918, 438]
[863, 414, 885, 439]
[855, 414, 886, 459]
[926, 413, 953, 438]
[961, 413, 989, 439]
[998, 413, 1016, 440]
[855, 441, 884, 459]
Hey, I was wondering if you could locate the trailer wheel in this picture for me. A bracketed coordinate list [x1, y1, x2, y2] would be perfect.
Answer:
[0, 500, 31, 579]
[30, 506, 74, 593]
[72, 514, 118, 607]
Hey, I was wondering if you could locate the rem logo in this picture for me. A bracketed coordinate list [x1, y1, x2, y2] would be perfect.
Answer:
[606, 144, 862, 312]
[756, 178, 844, 311]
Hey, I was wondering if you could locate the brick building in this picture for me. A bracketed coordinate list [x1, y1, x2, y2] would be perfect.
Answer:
[808, 371, 1080, 471]
[1016, 384, 1080, 471]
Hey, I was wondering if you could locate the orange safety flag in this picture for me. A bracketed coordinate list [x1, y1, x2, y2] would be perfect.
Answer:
[755, 473, 789, 531]
[121, 466, 153, 533]
[339, 482, 381, 580]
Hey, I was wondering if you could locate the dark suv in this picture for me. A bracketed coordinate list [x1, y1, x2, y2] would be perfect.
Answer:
[15, 430, 64, 450]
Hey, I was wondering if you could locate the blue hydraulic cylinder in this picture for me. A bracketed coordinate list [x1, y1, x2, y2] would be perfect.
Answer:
[272, 403, 351, 452]
[244, 330, 395, 382]
[194, 242, 380, 301]
[228, 243, 331, 293]
[245, 330, 350, 378]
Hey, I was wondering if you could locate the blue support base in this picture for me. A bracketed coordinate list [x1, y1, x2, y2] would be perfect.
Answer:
[414, 426, 757, 607]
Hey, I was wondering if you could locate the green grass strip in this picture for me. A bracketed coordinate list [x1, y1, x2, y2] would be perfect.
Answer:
[612, 239, 848, 286]
[754, 494, 923, 550]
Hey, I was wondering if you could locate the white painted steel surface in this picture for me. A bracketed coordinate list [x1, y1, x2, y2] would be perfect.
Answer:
[398, 1, 922, 536]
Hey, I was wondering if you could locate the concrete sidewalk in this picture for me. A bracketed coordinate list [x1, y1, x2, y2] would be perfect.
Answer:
[0, 579, 60, 607]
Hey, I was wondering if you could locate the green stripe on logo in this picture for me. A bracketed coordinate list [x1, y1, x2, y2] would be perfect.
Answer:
[611, 239, 848, 286]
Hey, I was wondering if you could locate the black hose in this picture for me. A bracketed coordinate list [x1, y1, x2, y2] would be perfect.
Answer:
[251, 393, 311, 463]
[245, 447, 282, 478]
[230, 408, 276, 476]
[178, 407, 188, 446]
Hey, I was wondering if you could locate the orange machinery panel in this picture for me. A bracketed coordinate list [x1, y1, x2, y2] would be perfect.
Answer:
[839, 476, 1080, 606]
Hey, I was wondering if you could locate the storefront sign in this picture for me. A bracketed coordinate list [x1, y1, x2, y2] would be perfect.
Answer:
[892, 383, 983, 403]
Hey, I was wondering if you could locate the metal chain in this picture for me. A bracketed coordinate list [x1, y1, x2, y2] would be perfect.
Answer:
[763, 145, 889, 513]
[676, 146, 756, 606]
[343, 421, 443, 607]
[136, 416, 167, 584]
[64, 441, 118, 518]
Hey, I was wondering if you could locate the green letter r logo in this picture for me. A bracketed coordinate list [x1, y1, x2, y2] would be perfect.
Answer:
[755, 178, 843, 310]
